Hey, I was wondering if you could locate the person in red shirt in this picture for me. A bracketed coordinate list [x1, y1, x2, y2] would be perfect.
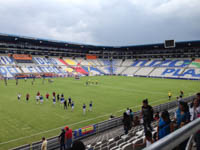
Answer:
[26, 93, 30, 102]
[37, 91, 40, 96]
[46, 93, 49, 100]
[65, 126, 72, 149]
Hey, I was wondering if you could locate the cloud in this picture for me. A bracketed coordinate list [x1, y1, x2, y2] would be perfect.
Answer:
[0, 0, 199, 46]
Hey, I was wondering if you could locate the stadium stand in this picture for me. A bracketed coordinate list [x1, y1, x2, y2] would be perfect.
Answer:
[0, 34, 200, 149]
[1, 56, 200, 79]
[1, 54, 200, 80]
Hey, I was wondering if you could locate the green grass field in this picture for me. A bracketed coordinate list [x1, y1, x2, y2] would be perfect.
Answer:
[0, 76, 199, 149]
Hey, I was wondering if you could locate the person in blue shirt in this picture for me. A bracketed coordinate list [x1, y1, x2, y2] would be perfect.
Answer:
[40, 95, 43, 104]
[174, 101, 190, 150]
[157, 110, 173, 140]
[175, 101, 190, 128]
[60, 97, 64, 104]
[53, 96, 56, 105]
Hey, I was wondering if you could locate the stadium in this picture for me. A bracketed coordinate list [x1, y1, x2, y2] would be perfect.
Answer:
[0, 32, 200, 150]
[0, 1, 200, 150]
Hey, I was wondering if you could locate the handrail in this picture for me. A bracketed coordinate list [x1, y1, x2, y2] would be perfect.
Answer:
[186, 134, 194, 150]
[143, 118, 200, 150]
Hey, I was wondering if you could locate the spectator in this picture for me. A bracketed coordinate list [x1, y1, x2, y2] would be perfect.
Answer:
[130, 109, 134, 122]
[154, 112, 159, 121]
[41, 137, 47, 150]
[157, 110, 173, 140]
[133, 130, 153, 148]
[190, 98, 200, 121]
[122, 112, 131, 134]
[59, 129, 65, 150]
[174, 101, 190, 128]
[174, 101, 190, 150]
[71, 140, 85, 150]
[133, 116, 140, 127]
[65, 126, 73, 149]
[141, 99, 154, 132]
[189, 98, 200, 150]
[126, 108, 130, 115]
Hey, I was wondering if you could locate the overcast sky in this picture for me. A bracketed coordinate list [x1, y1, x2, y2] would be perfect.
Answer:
[0, 0, 199, 46]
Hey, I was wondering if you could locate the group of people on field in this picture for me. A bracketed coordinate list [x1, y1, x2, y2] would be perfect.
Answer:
[168, 90, 184, 100]
[121, 92, 200, 150]
[17, 91, 93, 114]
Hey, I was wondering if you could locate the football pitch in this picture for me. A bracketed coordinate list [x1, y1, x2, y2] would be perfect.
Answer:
[0, 76, 199, 149]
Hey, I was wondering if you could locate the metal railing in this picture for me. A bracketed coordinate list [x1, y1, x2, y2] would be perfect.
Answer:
[11, 95, 195, 150]
[143, 118, 200, 150]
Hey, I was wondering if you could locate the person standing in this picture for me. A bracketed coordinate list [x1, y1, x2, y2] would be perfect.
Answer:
[53, 91, 56, 97]
[157, 110, 173, 140]
[41, 137, 47, 150]
[40, 95, 44, 104]
[141, 99, 154, 133]
[46, 93, 49, 100]
[59, 129, 65, 150]
[17, 93, 21, 101]
[168, 91, 172, 100]
[60, 96, 64, 105]
[190, 98, 200, 121]
[122, 112, 131, 134]
[83, 103, 86, 115]
[65, 127, 72, 149]
[4, 77, 7, 86]
[68, 97, 72, 107]
[89, 101, 93, 111]
[26, 93, 30, 102]
[61, 93, 64, 98]
[189, 98, 200, 150]
[57, 94, 60, 102]
[16, 78, 18, 85]
[36, 94, 40, 104]
[37, 91, 40, 96]
[53, 96, 56, 105]
[71, 101, 74, 112]
[174, 101, 190, 149]
[180, 90, 184, 98]
[64, 99, 67, 110]
[130, 109, 134, 122]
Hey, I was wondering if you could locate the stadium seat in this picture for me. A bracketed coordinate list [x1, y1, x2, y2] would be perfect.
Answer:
[122, 143, 133, 150]
[108, 142, 117, 149]
[101, 146, 109, 150]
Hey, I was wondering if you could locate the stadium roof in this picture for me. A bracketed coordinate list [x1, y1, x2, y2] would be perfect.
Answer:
[0, 33, 200, 51]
